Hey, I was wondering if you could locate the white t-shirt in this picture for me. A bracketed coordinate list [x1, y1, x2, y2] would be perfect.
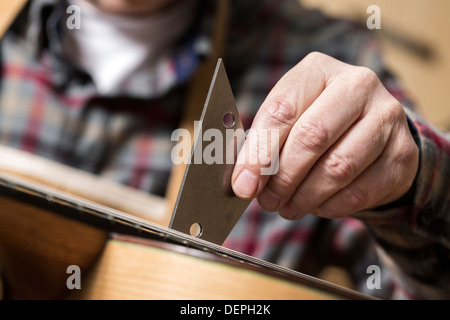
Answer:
[63, 0, 198, 95]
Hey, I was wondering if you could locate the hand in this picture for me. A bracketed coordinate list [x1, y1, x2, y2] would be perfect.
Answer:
[231, 52, 419, 220]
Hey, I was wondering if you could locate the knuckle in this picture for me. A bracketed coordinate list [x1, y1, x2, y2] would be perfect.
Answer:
[393, 135, 416, 164]
[322, 153, 357, 186]
[264, 99, 297, 127]
[402, 139, 419, 165]
[304, 51, 322, 62]
[345, 67, 379, 96]
[292, 190, 315, 214]
[341, 184, 368, 211]
[271, 170, 296, 192]
[379, 100, 404, 126]
[303, 51, 328, 64]
[355, 66, 379, 88]
[294, 120, 330, 154]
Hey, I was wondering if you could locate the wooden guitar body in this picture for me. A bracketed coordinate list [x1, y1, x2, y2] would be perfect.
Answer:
[0, 146, 371, 300]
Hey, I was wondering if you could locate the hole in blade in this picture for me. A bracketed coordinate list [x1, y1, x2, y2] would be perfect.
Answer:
[190, 223, 203, 238]
[222, 111, 235, 128]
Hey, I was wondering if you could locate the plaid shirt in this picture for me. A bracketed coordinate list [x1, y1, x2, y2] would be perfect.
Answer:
[1, 0, 449, 299]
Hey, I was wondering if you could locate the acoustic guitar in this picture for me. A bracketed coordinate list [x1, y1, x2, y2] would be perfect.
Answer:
[0, 145, 373, 300]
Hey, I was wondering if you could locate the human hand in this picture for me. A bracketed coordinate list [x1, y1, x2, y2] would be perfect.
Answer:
[231, 52, 419, 220]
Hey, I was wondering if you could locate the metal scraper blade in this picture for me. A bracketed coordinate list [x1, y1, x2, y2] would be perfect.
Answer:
[169, 59, 251, 245]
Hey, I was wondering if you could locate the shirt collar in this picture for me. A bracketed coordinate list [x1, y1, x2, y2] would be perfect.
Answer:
[22, 0, 215, 99]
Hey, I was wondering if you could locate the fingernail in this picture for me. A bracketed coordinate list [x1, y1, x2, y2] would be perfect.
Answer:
[233, 169, 259, 199]
[259, 189, 281, 212]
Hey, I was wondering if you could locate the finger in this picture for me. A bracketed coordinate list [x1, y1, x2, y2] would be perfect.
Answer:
[278, 110, 389, 219]
[312, 158, 395, 218]
[313, 131, 418, 219]
[232, 53, 339, 199]
[257, 73, 370, 212]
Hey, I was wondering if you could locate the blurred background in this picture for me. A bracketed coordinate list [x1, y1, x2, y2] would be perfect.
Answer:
[303, 0, 450, 131]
